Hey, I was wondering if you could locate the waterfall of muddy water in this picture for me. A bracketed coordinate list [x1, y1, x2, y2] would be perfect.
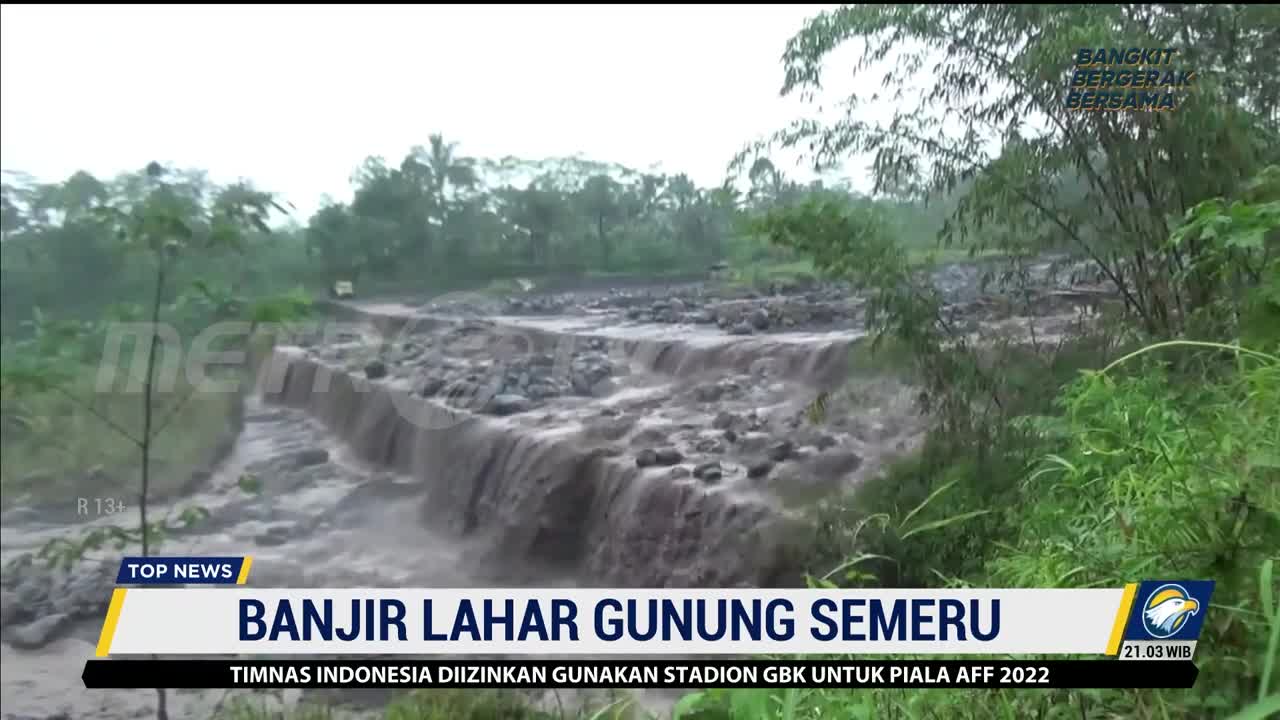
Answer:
[0, 266, 1110, 719]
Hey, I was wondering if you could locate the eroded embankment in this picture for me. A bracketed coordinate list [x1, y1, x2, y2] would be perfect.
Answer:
[286, 294, 914, 588]
[254, 328, 868, 589]
[323, 301, 859, 390]
[0, 263, 1113, 719]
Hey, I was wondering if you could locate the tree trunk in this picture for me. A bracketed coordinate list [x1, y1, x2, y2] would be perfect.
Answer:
[597, 216, 609, 269]
[139, 253, 169, 720]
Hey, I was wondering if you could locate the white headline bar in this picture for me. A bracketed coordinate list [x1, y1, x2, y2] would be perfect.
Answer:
[100, 588, 1126, 656]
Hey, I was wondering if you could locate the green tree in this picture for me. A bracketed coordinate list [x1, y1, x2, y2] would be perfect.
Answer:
[576, 174, 623, 268]
[745, 3, 1280, 338]
[2, 161, 312, 720]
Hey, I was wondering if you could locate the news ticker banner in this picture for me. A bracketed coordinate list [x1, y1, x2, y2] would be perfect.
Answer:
[98, 557, 1214, 663]
[80, 659, 1200, 690]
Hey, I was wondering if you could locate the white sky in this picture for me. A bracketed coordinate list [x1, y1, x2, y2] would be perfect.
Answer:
[1, 3, 864, 219]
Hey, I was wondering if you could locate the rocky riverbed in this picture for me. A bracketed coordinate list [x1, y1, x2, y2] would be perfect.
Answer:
[0, 259, 1112, 720]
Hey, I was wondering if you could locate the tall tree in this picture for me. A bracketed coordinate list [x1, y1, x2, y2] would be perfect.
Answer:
[575, 174, 623, 267]
[749, 3, 1280, 337]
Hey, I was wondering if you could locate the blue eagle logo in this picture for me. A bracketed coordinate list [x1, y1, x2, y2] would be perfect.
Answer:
[1141, 583, 1201, 639]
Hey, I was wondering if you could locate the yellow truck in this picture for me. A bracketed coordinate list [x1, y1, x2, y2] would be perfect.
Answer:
[329, 280, 355, 299]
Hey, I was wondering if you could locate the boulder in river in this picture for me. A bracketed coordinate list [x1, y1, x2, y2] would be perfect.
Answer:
[694, 381, 740, 403]
[654, 448, 685, 466]
[419, 377, 447, 397]
[736, 432, 772, 454]
[364, 360, 388, 379]
[254, 523, 293, 547]
[291, 448, 330, 468]
[695, 436, 726, 454]
[8, 613, 71, 650]
[768, 440, 796, 462]
[693, 461, 722, 482]
[635, 449, 659, 467]
[484, 394, 532, 416]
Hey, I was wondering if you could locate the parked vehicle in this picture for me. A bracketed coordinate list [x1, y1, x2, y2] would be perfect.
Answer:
[330, 280, 355, 299]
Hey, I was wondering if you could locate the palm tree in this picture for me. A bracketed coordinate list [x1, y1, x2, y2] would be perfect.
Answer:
[409, 134, 478, 268]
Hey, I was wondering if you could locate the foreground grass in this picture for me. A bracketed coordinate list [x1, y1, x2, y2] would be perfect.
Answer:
[709, 342, 1280, 720]
[208, 341, 1278, 720]
[217, 689, 641, 720]
[0, 364, 241, 509]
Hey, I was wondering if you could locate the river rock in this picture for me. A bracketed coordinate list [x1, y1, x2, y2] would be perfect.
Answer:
[632, 428, 669, 446]
[635, 449, 659, 468]
[570, 353, 613, 395]
[669, 467, 691, 480]
[255, 524, 293, 547]
[694, 381, 740, 403]
[712, 411, 737, 430]
[484, 394, 532, 416]
[768, 440, 795, 462]
[364, 360, 388, 379]
[586, 416, 637, 442]
[419, 377, 447, 397]
[291, 448, 330, 468]
[693, 461, 723, 482]
[747, 461, 774, 479]
[809, 450, 864, 476]
[525, 382, 563, 401]
[729, 322, 754, 336]
[735, 432, 771, 454]
[695, 437, 726, 454]
[8, 613, 71, 650]
[654, 448, 685, 466]
[749, 307, 771, 330]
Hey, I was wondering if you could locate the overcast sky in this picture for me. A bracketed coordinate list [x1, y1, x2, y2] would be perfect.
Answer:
[1, 4, 859, 219]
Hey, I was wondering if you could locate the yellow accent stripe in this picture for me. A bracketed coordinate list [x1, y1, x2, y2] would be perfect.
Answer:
[237, 556, 253, 585]
[1106, 583, 1139, 655]
[95, 588, 128, 657]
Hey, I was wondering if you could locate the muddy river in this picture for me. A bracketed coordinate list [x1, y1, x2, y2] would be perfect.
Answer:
[0, 261, 1107, 719]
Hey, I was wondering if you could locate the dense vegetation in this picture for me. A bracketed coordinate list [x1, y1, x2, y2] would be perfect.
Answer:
[0, 145, 947, 516]
[677, 4, 1279, 720]
[2, 2, 1279, 720]
[1, 146, 956, 334]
